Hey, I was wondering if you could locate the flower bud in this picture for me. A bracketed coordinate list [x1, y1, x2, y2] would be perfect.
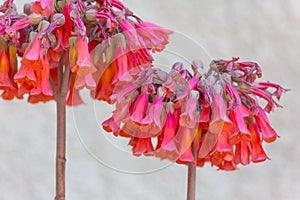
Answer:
[28, 13, 43, 25]
[69, 36, 78, 68]
[38, 20, 50, 32]
[28, 31, 38, 43]
[52, 13, 65, 26]
[85, 9, 97, 22]
[23, 3, 32, 15]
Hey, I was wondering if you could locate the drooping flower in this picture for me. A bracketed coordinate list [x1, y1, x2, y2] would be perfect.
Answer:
[71, 36, 97, 90]
[0, 37, 12, 88]
[130, 92, 149, 123]
[14, 33, 53, 102]
[255, 106, 279, 143]
[135, 21, 173, 53]
[102, 58, 287, 171]
[160, 104, 177, 151]
[1, 44, 20, 100]
[31, 0, 54, 17]
[129, 137, 155, 156]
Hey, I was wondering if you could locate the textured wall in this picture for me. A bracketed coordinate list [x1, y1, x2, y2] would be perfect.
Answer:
[0, 0, 299, 199]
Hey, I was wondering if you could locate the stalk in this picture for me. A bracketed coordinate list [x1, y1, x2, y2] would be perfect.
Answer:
[187, 163, 197, 200]
[54, 53, 71, 200]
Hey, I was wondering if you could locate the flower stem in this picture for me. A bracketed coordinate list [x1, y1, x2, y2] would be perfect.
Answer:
[187, 162, 197, 200]
[55, 93, 67, 200]
[54, 53, 70, 200]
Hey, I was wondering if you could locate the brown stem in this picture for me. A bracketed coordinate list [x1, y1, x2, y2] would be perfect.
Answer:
[187, 163, 197, 200]
[187, 145, 197, 200]
[55, 93, 67, 200]
[54, 52, 70, 200]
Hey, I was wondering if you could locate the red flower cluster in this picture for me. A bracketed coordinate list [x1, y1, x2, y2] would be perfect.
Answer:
[0, 0, 172, 104]
[1, 0, 287, 171]
[103, 58, 288, 170]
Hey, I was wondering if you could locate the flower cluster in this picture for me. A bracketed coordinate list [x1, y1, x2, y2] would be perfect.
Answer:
[0, 0, 172, 104]
[103, 58, 288, 170]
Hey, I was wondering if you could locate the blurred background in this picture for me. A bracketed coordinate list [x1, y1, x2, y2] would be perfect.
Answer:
[0, 0, 299, 199]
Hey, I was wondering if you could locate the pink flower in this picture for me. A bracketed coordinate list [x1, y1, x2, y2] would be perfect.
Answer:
[142, 96, 163, 128]
[102, 58, 286, 171]
[255, 106, 279, 143]
[175, 126, 195, 162]
[92, 61, 117, 102]
[228, 105, 251, 144]
[211, 92, 232, 124]
[135, 22, 173, 52]
[32, 0, 54, 17]
[198, 98, 211, 123]
[0, 38, 12, 88]
[1, 45, 20, 100]
[198, 88, 232, 158]
[129, 137, 154, 156]
[14, 35, 53, 98]
[66, 74, 85, 106]
[120, 19, 140, 50]
[234, 140, 251, 165]
[102, 117, 120, 136]
[179, 91, 199, 128]
[249, 123, 269, 162]
[113, 46, 131, 83]
[130, 93, 149, 123]
[71, 37, 97, 90]
[177, 77, 199, 100]
[161, 103, 178, 151]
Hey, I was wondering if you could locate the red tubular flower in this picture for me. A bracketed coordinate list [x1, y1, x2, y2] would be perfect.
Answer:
[248, 123, 269, 162]
[234, 140, 251, 166]
[218, 160, 237, 171]
[93, 61, 117, 102]
[129, 137, 154, 156]
[130, 92, 149, 123]
[0, 38, 12, 88]
[175, 126, 195, 162]
[102, 116, 121, 136]
[120, 19, 140, 50]
[179, 91, 199, 128]
[228, 105, 251, 144]
[198, 98, 211, 123]
[177, 77, 199, 100]
[66, 74, 85, 106]
[110, 101, 132, 136]
[135, 22, 173, 53]
[161, 103, 178, 151]
[31, 52, 53, 96]
[1, 45, 20, 100]
[31, 0, 54, 17]
[14, 58, 36, 93]
[198, 87, 232, 159]
[14, 35, 53, 102]
[102, 56, 286, 170]
[255, 107, 279, 143]
[113, 46, 135, 83]
[142, 96, 164, 128]
[71, 37, 97, 90]
[61, 3, 72, 49]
